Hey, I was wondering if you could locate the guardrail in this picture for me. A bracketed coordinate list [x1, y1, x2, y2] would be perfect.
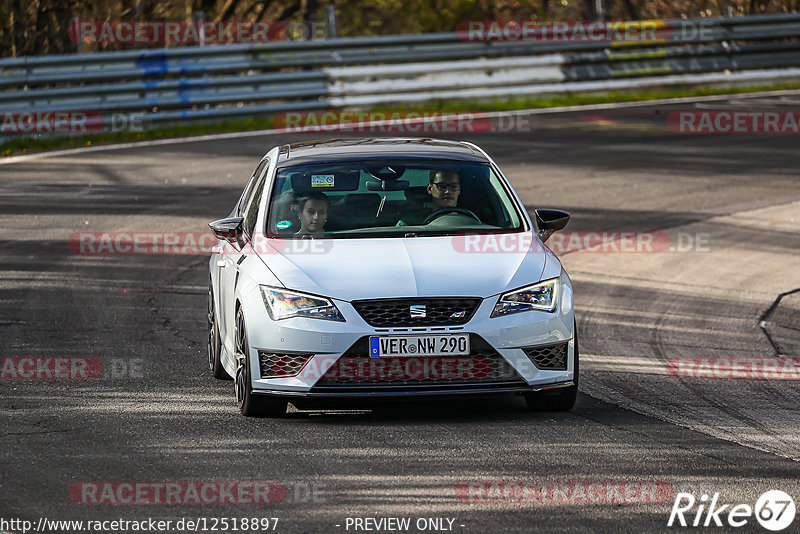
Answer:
[2, 12, 800, 136]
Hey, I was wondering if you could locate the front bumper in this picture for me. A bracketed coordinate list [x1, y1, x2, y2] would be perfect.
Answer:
[240, 282, 576, 399]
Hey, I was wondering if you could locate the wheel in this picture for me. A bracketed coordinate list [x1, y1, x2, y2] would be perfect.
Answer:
[524, 320, 579, 412]
[208, 282, 232, 379]
[233, 307, 287, 417]
[423, 207, 482, 224]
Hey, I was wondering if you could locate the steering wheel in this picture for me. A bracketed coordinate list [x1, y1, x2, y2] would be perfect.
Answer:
[423, 208, 482, 225]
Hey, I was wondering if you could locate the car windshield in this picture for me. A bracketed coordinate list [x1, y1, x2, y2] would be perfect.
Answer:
[266, 159, 525, 238]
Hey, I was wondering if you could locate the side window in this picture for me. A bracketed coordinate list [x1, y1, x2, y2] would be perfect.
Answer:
[267, 176, 297, 235]
[243, 159, 269, 237]
[238, 158, 269, 218]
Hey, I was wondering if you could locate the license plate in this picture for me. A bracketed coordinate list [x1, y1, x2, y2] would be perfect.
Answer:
[368, 334, 470, 357]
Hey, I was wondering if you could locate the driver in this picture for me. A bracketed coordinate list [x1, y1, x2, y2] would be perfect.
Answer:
[428, 169, 461, 210]
[397, 169, 461, 226]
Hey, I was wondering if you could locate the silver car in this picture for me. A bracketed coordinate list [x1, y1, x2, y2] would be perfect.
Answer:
[208, 138, 577, 417]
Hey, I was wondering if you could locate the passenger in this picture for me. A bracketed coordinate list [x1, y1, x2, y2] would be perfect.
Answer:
[295, 191, 329, 235]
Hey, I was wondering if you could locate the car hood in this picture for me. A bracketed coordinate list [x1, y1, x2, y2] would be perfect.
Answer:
[256, 235, 548, 301]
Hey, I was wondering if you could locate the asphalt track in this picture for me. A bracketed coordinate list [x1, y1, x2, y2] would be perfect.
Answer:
[1, 93, 799, 533]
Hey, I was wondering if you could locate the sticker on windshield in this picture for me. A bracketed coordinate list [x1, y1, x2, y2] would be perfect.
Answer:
[311, 174, 335, 187]
[276, 220, 292, 229]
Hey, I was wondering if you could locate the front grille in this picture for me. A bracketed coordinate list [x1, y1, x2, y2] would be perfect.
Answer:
[311, 335, 527, 391]
[351, 298, 481, 327]
[258, 352, 313, 378]
[522, 343, 568, 370]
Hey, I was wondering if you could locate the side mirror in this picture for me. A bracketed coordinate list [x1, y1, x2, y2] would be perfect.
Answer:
[534, 209, 570, 242]
[209, 217, 244, 245]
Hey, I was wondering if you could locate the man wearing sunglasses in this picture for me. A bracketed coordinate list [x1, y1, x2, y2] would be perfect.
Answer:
[397, 170, 462, 227]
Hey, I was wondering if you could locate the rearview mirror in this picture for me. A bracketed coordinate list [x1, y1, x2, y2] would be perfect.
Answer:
[534, 209, 570, 242]
[209, 217, 244, 245]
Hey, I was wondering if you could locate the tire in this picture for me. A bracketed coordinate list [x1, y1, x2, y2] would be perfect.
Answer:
[524, 320, 579, 412]
[233, 307, 287, 417]
[208, 282, 232, 380]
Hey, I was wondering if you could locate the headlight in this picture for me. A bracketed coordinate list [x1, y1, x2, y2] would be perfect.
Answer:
[491, 278, 559, 317]
[260, 286, 345, 322]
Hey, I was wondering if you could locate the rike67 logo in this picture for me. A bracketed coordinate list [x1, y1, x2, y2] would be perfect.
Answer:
[669, 490, 795, 531]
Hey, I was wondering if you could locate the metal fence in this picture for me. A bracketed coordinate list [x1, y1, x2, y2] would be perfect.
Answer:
[2, 12, 800, 135]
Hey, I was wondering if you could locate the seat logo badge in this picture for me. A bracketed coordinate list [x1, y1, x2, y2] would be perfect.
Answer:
[410, 305, 426, 318]
[450, 311, 466, 318]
